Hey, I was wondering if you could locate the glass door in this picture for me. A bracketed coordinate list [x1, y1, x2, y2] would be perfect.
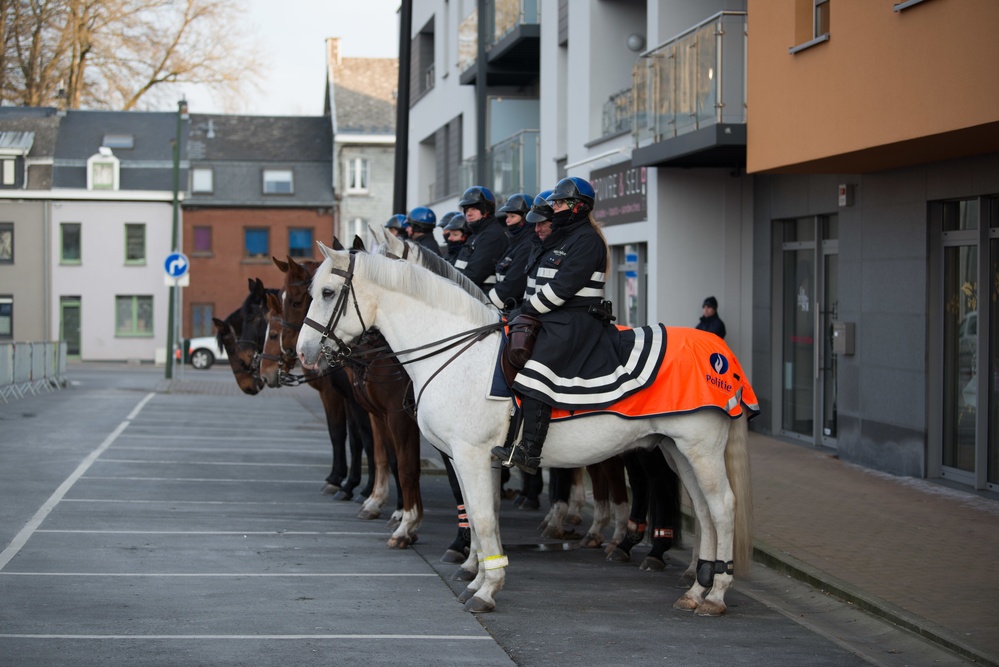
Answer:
[778, 216, 838, 448]
[610, 243, 647, 327]
[60, 297, 81, 358]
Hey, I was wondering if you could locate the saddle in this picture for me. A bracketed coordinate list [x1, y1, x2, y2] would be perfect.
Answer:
[500, 313, 543, 388]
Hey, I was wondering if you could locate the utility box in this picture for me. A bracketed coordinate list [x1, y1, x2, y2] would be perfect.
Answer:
[832, 321, 855, 356]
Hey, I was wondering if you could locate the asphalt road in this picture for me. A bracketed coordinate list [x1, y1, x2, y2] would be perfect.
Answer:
[0, 364, 970, 666]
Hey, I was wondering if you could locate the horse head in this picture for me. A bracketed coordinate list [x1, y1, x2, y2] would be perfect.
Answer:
[259, 291, 289, 388]
[298, 242, 372, 369]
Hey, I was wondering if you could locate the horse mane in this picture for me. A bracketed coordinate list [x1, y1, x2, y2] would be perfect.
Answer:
[380, 240, 489, 305]
[352, 251, 499, 327]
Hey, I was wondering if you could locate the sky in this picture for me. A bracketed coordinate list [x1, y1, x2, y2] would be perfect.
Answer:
[183, 0, 401, 116]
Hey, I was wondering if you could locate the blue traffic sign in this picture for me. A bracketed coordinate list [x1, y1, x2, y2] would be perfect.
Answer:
[164, 252, 190, 278]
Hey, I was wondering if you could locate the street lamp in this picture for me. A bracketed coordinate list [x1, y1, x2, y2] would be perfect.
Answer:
[165, 97, 187, 380]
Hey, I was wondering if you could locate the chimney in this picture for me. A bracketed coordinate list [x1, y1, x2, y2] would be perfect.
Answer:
[327, 37, 341, 68]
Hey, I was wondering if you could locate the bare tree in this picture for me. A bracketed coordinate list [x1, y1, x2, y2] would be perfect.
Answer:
[2, 0, 265, 110]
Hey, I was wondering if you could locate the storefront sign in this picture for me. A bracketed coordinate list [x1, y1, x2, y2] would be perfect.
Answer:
[590, 162, 647, 226]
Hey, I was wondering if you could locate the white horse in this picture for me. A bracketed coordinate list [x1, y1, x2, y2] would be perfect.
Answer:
[298, 242, 754, 616]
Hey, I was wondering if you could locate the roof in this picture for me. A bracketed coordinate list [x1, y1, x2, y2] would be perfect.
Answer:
[327, 37, 398, 136]
[53, 109, 180, 161]
[0, 107, 62, 158]
[186, 114, 332, 162]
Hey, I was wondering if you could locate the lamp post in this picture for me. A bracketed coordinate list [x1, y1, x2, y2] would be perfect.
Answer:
[165, 98, 187, 380]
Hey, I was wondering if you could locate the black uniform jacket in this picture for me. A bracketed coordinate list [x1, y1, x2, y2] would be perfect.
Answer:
[488, 225, 536, 309]
[454, 215, 509, 292]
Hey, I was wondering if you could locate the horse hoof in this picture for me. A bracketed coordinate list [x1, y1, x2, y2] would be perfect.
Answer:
[320, 483, 339, 496]
[676, 573, 696, 589]
[540, 525, 563, 539]
[356, 508, 380, 521]
[463, 597, 495, 613]
[386, 518, 401, 530]
[566, 514, 582, 525]
[639, 556, 666, 572]
[386, 536, 411, 549]
[440, 549, 466, 564]
[353, 494, 367, 504]
[331, 490, 353, 501]
[673, 594, 700, 612]
[606, 547, 630, 563]
[579, 533, 603, 549]
[452, 568, 476, 582]
[695, 601, 726, 617]
[457, 587, 475, 604]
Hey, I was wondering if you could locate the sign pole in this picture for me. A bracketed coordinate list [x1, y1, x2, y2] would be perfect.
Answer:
[165, 98, 186, 380]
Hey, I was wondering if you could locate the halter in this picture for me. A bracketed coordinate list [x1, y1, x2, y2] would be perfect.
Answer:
[303, 252, 366, 364]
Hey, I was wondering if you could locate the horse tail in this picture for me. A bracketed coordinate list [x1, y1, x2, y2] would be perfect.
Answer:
[725, 412, 753, 576]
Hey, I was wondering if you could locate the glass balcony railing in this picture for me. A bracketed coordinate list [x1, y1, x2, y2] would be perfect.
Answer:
[602, 88, 633, 137]
[459, 129, 540, 200]
[458, 0, 540, 73]
[633, 11, 747, 146]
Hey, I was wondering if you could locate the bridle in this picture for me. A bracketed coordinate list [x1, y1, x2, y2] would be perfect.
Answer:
[302, 252, 502, 413]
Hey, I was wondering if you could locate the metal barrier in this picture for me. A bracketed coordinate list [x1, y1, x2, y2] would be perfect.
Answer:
[0, 341, 68, 403]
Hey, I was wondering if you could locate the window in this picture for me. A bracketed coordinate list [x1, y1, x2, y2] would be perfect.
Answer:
[0, 296, 11, 338]
[348, 217, 367, 245]
[115, 295, 153, 336]
[0, 223, 11, 262]
[103, 134, 134, 149]
[346, 158, 370, 193]
[289, 228, 314, 258]
[87, 148, 119, 190]
[125, 223, 145, 264]
[2, 159, 14, 186]
[263, 169, 293, 194]
[410, 17, 436, 103]
[790, 0, 831, 53]
[192, 168, 213, 193]
[61, 223, 81, 263]
[191, 303, 214, 337]
[193, 226, 212, 254]
[245, 228, 269, 259]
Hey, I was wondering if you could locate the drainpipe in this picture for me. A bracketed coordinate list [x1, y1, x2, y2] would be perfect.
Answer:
[475, 0, 488, 185]
[393, 0, 412, 214]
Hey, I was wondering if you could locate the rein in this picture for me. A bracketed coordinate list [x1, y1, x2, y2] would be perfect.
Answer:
[302, 251, 502, 414]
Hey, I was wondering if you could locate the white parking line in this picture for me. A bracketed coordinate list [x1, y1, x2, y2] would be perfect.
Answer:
[35, 530, 383, 535]
[0, 572, 437, 577]
[82, 476, 320, 483]
[97, 459, 321, 467]
[0, 392, 156, 572]
[0, 634, 491, 640]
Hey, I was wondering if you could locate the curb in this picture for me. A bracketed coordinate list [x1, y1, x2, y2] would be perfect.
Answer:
[752, 541, 997, 667]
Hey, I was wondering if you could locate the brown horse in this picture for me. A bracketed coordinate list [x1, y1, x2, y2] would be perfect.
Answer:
[211, 278, 273, 395]
[261, 256, 421, 547]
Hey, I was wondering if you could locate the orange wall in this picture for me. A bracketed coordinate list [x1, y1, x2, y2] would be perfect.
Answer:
[747, 0, 999, 173]
[181, 207, 334, 337]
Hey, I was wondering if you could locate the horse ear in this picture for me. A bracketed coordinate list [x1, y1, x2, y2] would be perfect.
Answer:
[212, 317, 227, 331]
[316, 240, 336, 260]
[352, 235, 366, 252]
[332, 237, 345, 251]
[273, 256, 289, 273]
[265, 292, 282, 314]
[247, 278, 255, 292]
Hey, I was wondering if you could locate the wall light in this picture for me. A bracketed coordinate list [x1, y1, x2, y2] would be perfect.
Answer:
[627, 33, 645, 52]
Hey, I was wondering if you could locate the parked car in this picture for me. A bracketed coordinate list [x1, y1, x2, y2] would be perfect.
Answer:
[185, 336, 228, 370]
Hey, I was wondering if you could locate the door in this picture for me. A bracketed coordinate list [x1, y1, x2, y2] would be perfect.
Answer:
[60, 297, 81, 358]
[610, 243, 647, 327]
[777, 216, 839, 448]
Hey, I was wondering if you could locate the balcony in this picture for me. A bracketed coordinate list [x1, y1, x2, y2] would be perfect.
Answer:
[459, 0, 541, 87]
[631, 11, 747, 169]
[602, 88, 634, 138]
[459, 129, 540, 201]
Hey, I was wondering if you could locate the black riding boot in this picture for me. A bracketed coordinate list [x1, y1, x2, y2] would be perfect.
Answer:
[491, 396, 552, 475]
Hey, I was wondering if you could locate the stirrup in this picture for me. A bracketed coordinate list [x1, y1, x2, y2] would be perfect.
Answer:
[491, 444, 517, 468]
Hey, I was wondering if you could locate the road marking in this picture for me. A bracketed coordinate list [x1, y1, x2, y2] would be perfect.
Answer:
[82, 476, 321, 484]
[97, 459, 321, 467]
[34, 530, 384, 535]
[0, 572, 438, 577]
[0, 392, 156, 572]
[110, 445, 324, 454]
[60, 498, 355, 506]
[0, 634, 490, 640]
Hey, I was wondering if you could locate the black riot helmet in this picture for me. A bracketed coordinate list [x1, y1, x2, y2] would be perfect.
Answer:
[384, 214, 407, 230]
[546, 177, 595, 212]
[438, 211, 460, 229]
[497, 193, 532, 220]
[442, 212, 469, 234]
[457, 186, 496, 216]
[525, 190, 554, 224]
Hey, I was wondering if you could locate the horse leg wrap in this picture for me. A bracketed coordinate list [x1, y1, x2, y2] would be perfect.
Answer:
[696, 559, 715, 588]
[482, 554, 509, 571]
[457, 504, 469, 529]
[716, 560, 734, 576]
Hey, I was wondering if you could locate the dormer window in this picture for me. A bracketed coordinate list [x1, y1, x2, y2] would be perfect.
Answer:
[88, 146, 119, 190]
[103, 134, 134, 149]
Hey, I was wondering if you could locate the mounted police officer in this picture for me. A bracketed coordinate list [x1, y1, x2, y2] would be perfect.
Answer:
[384, 214, 409, 240]
[454, 186, 510, 293]
[407, 206, 441, 256]
[441, 212, 469, 265]
[493, 177, 636, 475]
[488, 193, 535, 311]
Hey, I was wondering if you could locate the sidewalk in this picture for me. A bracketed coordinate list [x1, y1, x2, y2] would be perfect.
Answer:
[747, 433, 999, 666]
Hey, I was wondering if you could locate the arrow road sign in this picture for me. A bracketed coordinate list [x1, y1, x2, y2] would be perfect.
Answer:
[164, 252, 190, 279]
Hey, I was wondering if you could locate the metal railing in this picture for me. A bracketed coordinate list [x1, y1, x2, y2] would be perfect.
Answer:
[459, 129, 540, 200]
[0, 341, 68, 403]
[633, 11, 747, 146]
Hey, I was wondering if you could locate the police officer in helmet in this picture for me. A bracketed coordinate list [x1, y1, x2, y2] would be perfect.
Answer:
[384, 214, 409, 240]
[407, 206, 441, 256]
[454, 186, 510, 293]
[488, 193, 535, 311]
[441, 212, 469, 265]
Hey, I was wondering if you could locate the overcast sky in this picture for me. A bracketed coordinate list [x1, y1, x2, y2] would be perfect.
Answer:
[183, 0, 401, 116]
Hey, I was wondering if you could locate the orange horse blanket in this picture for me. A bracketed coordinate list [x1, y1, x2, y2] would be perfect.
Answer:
[550, 326, 759, 422]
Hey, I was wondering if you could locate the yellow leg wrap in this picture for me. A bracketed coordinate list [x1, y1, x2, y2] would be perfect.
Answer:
[482, 554, 509, 570]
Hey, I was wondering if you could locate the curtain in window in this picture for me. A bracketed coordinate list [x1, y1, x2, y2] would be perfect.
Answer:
[245, 229, 268, 257]
[289, 228, 313, 257]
